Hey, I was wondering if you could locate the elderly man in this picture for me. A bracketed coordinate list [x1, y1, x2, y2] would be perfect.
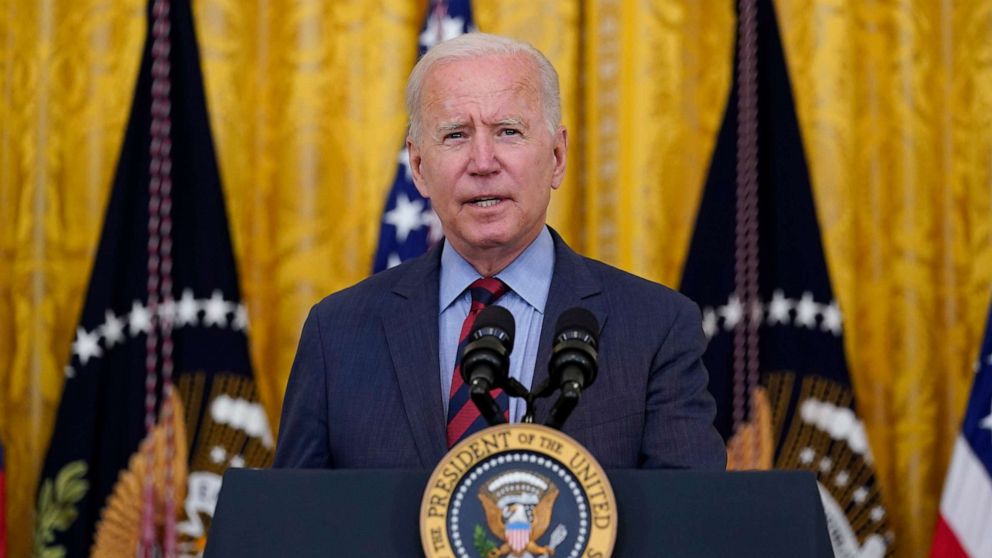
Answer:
[274, 33, 726, 470]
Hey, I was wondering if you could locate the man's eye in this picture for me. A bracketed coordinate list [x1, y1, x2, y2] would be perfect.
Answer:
[500, 129, 520, 136]
[444, 132, 465, 140]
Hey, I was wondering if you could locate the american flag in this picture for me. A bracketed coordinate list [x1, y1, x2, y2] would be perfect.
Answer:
[371, 0, 475, 272]
[930, 297, 992, 557]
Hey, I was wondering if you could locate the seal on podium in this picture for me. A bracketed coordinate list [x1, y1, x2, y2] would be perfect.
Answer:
[421, 423, 616, 558]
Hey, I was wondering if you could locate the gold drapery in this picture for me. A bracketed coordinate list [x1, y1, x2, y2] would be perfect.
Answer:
[777, 1, 992, 552]
[0, 1, 988, 556]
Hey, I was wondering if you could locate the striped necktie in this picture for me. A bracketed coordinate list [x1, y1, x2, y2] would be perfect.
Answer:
[446, 277, 510, 447]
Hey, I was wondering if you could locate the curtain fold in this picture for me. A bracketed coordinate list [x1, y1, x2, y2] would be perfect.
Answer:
[1, 1, 988, 556]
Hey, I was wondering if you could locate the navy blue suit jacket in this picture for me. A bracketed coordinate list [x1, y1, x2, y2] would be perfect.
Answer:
[274, 230, 726, 470]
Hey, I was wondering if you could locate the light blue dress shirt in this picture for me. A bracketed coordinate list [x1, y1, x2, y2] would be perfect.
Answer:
[438, 226, 554, 423]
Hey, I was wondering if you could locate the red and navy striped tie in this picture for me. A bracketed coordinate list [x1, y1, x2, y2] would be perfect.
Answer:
[446, 277, 510, 447]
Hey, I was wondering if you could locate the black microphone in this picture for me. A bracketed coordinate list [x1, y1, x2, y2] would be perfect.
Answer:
[545, 307, 599, 430]
[460, 305, 515, 426]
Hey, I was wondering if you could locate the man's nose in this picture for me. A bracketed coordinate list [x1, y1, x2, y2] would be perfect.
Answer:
[467, 134, 499, 175]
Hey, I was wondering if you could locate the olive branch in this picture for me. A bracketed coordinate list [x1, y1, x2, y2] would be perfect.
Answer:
[33, 460, 89, 558]
[473, 523, 498, 557]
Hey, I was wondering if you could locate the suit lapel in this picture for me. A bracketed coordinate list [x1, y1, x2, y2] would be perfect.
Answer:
[532, 230, 608, 424]
[382, 248, 447, 466]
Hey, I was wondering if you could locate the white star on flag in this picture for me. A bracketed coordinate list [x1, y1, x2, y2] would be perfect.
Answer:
[767, 289, 792, 325]
[100, 310, 125, 347]
[203, 290, 232, 327]
[129, 300, 152, 335]
[384, 192, 425, 243]
[980, 401, 992, 438]
[419, 14, 465, 50]
[718, 294, 743, 330]
[177, 288, 200, 326]
[821, 301, 843, 335]
[795, 292, 820, 329]
[73, 327, 103, 365]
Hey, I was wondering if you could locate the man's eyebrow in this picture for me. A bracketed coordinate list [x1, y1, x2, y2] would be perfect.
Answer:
[433, 118, 526, 136]
[437, 121, 468, 133]
[494, 117, 525, 127]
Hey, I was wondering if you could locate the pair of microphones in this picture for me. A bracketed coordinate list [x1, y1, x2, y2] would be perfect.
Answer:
[460, 306, 599, 431]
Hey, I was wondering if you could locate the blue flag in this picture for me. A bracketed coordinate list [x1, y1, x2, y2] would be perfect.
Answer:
[372, 0, 475, 272]
[680, 1, 891, 556]
[36, 1, 272, 556]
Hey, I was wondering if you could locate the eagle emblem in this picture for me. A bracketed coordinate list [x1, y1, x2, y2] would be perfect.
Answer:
[478, 471, 560, 558]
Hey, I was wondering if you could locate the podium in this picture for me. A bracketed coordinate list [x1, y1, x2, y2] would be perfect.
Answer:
[204, 468, 832, 557]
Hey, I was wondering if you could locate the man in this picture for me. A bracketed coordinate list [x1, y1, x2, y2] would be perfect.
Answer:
[274, 33, 726, 470]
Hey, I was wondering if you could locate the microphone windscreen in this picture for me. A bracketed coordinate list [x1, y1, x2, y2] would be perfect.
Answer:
[554, 307, 599, 346]
[472, 305, 515, 346]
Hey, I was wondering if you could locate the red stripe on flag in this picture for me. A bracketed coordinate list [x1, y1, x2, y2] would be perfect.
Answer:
[931, 515, 969, 558]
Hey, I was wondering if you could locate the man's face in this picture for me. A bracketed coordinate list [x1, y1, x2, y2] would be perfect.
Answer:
[407, 54, 567, 270]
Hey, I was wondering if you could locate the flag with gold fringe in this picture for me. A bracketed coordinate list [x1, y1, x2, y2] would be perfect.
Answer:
[35, 1, 272, 556]
[679, 1, 892, 556]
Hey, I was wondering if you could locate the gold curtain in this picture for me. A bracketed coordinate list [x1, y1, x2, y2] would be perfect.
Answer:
[1, 1, 988, 557]
[776, 1, 992, 552]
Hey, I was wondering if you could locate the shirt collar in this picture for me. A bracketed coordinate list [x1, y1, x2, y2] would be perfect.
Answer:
[439, 226, 555, 313]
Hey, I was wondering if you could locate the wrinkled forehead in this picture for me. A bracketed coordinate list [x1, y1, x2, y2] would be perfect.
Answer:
[420, 54, 543, 114]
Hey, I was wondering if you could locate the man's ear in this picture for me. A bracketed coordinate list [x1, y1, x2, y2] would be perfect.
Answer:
[550, 127, 568, 190]
[407, 137, 430, 198]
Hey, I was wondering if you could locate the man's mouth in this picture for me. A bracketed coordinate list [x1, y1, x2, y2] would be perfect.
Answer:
[470, 197, 502, 208]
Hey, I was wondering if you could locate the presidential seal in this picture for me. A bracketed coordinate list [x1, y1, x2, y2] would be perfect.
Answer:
[421, 424, 616, 558]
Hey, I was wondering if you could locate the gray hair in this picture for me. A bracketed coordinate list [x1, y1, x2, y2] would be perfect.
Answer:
[405, 33, 562, 142]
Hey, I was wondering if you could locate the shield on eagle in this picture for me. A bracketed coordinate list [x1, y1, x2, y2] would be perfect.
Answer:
[478, 471, 559, 558]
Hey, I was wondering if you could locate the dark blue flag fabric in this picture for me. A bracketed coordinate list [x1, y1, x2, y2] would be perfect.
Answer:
[371, 0, 475, 272]
[35, 1, 272, 556]
[680, 1, 892, 556]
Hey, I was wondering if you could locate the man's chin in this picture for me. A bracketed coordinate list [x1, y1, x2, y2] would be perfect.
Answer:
[449, 231, 518, 257]
[464, 235, 514, 252]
